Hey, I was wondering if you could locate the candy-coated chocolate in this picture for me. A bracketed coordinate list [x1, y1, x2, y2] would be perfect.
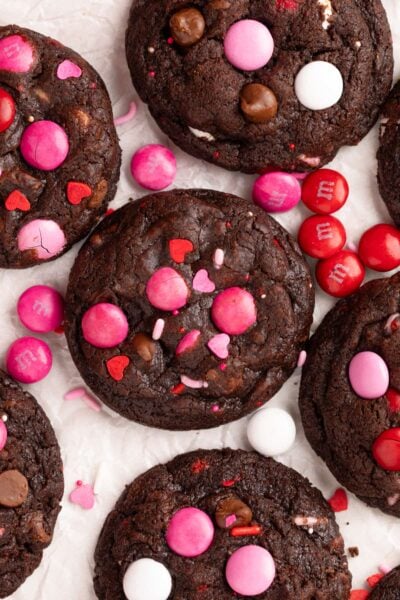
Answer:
[348, 351, 389, 399]
[193, 269, 215, 293]
[215, 496, 253, 529]
[56, 59, 82, 80]
[207, 333, 230, 359]
[298, 214, 346, 259]
[17, 219, 66, 259]
[176, 330, 201, 355]
[131, 144, 176, 190]
[166, 507, 214, 557]
[224, 20, 274, 71]
[6, 336, 52, 383]
[81, 303, 129, 348]
[146, 267, 189, 311]
[0, 470, 29, 508]
[123, 558, 172, 600]
[358, 224, 400, 272]
[225, 545, 276, 595]
[372, 428, 400, 471]
[247, 407, 296, 456]
[20, 120, 69, 171]
[253, 171, 301, 213]
[240, 83, 278, 123]
[17, 285, 64, 333]
[0, 88, 16, 133]
[295, 61, 343, 110]
[211, 287, 257, 335]
[316, 250, 365, 297]
[0, 35, 34, 73]
[302, 169, 349, 214]
[0, 420, 7, 451]
[169, 8, 205, 47]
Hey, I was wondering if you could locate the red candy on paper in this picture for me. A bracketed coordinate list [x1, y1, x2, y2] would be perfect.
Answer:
[372, 428, 400, 471]
[5, 190, 30, 211]
[358, 224, 400, 272]
[298, 215, 346, 259]
[302, 169, 349, 214]
[328, 488, 348, 512]
[106, 356, 130, 381]
[67, 181, 92, 205]
[316, 250, 365, 297]
[0, 88, 16, 133]
[169, 239, 194, 263]
[387, 388, 400, 413]
[367, 574, 384, 588]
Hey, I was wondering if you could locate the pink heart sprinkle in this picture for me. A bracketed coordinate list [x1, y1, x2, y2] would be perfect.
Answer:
[57, 59, 82, 80]
[193, 269, 216, 293]
[207, 333, 230, 359]
[69, 482, 95, 510]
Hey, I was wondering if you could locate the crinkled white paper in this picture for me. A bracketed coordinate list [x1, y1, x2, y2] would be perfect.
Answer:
[1, 1, 400, 597]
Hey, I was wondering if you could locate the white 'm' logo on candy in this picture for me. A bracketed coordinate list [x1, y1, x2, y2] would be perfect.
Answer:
[328, 263, 350, 284]
[15, 350, 38, 371]
[317, 181, 335, 201]
[3, 40, 20, 59]
[33, 299, 50, 317]
[268, 193, 287, 209]
[315, 222, 333, 240]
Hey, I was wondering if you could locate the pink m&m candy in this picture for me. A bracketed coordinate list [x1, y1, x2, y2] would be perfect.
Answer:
[224, 20, 274, 71]
[0, 35, 34, 73]
[253, 172, 302, 213]
[6, 337, 52, 383]
[146, 267, 189, 311]
[349, 351, 389, 399]
[18, 285, 64, 333]
[226, 545, 276, 595]
[82, 303, 129, 348]
[211, 287, 257, 335]
[0, 420, 7, 451]
[131, 144, 177, 190]
[18, 219, 66, 260]
[20, 120, 69, 171]
[166, 507, 214, 557]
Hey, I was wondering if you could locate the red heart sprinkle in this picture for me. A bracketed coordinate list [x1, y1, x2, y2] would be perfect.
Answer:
[191, 458, 209, 474]
[169, 239, 194, 264]
[106, 355, 130, 381]
[367, 574, 384, 588]
[5, 190, 31, 211]
[67, 181, 92, 205]
[350, 591, 369, 600]
[328, 488, 348, 512]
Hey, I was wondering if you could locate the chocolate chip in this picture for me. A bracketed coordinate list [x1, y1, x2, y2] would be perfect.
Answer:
[132, 333, 156, 362]
[170, 8, 206, 47]
[240, 83, 278, 124]
[0, 470, 29, 508]
[215, 495, 253, 529]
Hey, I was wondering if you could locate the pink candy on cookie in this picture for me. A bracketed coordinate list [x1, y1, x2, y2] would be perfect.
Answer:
[20, 120, 69, 171]
[211, 287, 257, 335]
[0, 420, 7, 451]
[6, 336, 52, 383]
[226, 545, 276, 595]
[224, 20, 274, 71]
[17, 219, 66, 259]
[253, 172, 302, 213]
[56, 59, 82, 80]
[166, 507, 214, 557]
[0, 35, 34, 73]
[131, 144, 177, 190]
[81, 303, 129, 348]
[348, 351, 389, 399]
[146, 267, 189, 311]
[17, 285, 64, 333]
[176, 330, 201, 355]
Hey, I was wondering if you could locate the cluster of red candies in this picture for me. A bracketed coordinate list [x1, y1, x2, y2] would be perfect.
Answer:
[297, 169, 400, 297]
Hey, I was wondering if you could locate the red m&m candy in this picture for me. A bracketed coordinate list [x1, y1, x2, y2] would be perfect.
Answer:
[372, 428, 400, 471]
[358, 224, 400, 272]
[301, 169, 349, 214]
[316, 250, 365, 297]
[0, 88, 16, 133]
[298, 215, 346, 259]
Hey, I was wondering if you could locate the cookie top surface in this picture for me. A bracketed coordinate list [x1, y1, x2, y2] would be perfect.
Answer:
[94, 448, 351, 599]
[369, 566, 400, 599]
[0, 25, 121, 268]
[378, 80, 400, 227]
[126, 0, 393, 173]
[0, 369, 63, 598]
[300, 274, 400, 517]
[65, 189, 314, 430]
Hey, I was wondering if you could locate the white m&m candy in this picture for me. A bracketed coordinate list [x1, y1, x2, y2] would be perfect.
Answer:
[295, 61, 343, 110]
[247, 407, 296, 457]
[123, 558, 172, 600]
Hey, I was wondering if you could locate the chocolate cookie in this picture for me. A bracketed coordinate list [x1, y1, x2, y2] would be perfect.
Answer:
[126, 0, 393, 173]
[94, 449, 351, 599]
[65, 189, 314, 430]
[0, 370, 63, 597]
[378, 80, 400, 227]
[300, 273, 400, 517]
[0, 25, 121, 268]
[369, 566, 400, 599]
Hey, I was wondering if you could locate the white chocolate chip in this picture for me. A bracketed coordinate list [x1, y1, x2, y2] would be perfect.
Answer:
[318, 0, 333, 30]
[188, 127, 216, 142]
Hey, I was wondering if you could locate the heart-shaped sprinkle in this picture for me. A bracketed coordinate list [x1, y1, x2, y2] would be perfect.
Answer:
[169, 239, 194, 263]
[5, 190, 31, 212]
[106, 355, 130, 381]
[193, 269, 216, 293]
[0, 35, 34, 73]
[57, 59, 82, 80]
[207, 333, 230, 359]
[69, 481, 95, 510]
[67, 181, 92, 205]
[328, 488, 348, 512]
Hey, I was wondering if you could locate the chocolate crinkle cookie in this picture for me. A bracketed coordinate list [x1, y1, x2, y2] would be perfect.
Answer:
[378, 80, 400, 227]
[126, 0, 393, 173]
[0, 370, 63, 597]
[0, 25, 121, 268]
[94, 449, 351, 599]
[300, 273, 400, 517]
[65, 189, 314, 430]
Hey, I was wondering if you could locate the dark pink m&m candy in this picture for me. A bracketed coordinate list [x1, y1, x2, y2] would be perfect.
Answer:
[226, 545, 276, 595]
[0, 420, 7, 451]
[131, 144, 177, 191]
[81, 303, 129, 348]
[372, 428, 400, 471]
[20, 120, 69, 171]
[6, 337, 52, 383]
[18, 285, 64, 333]
[166, 507, 214, 557]
[211, 287, 257, 335]
[298, 215, 346, 259]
